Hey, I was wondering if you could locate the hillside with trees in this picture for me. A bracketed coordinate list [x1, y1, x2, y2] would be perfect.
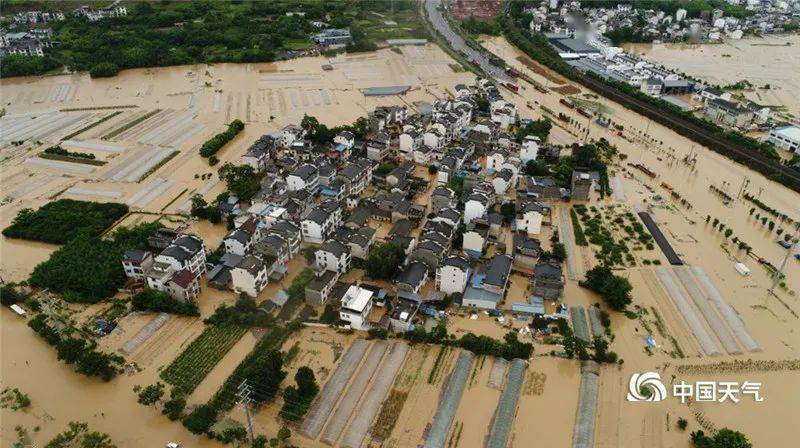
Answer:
[1, 0, 428, 78]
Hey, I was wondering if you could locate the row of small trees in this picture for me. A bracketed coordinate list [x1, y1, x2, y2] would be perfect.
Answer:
[706, 215, 753, 253]
[748, 208, 797, 242]
[28, 314, 124, 381]
[199, 119, 244, 163]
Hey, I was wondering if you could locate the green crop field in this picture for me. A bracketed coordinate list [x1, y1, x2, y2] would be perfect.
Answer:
[161, 325, 247, 395]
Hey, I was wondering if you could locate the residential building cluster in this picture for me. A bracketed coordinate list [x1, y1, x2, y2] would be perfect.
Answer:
[524, 2, 800, 139]
[120, 77, 604, 332]
[1, 2, 128, 57]
[529, 1, 800, 44]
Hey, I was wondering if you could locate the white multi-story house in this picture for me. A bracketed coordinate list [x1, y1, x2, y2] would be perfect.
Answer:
[464, 192, 491, 224]
[334, 158, 372, 197]
[520, 135, 540, 162]
[766, 126, 800, 153]
[154, 234, 207, 275]
[279, 124, 305, 147]
[231, 255, 269, 298]
[486, 149, 509, 171]
[399, 127, 423, 158]
[462, 226, 488, 257]
[286, 163, 319, 192]
[436, 255, 471, 295]
[366, 132, 391, 161]
[490, 99, 517, 129]
[423, 128, 445, 150]
[164, 269, 200, 303]
[429, 207, 461, 228]
[516, 201, 546, 236]
[492, 168, 515, 195]
[339, 285, 374, 330]
[301, 201, 341, 244]
[122, 250, 153, 280]
[315, 240, 351, 275]
[334, 131, 355, 149]
[223, 217, 260, 256]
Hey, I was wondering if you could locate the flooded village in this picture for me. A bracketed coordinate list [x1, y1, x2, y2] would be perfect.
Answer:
[2, 1, 800, 448]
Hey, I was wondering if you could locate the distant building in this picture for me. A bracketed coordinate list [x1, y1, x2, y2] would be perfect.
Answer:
[704, 98, 754, 128]
[311, 28, 352, 48]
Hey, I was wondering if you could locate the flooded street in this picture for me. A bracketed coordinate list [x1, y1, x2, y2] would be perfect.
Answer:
[0, 310, 221, 447]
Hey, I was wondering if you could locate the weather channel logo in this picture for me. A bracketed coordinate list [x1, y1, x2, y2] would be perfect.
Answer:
[627, 371, 668, 402]
[626, 372, 764, 403]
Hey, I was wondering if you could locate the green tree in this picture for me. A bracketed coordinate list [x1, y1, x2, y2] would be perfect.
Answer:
[56, 338, 86, 364]
[368, 327, 388, 340]
[580, 266, 632, 311]
[76, 350, 123, 382]
[691, 428, 751, 448]
[132, 289, 199, 316]
[0, 284, 26, 306]
[252, 435, 268, 448]
[515, 118, 552, 143]
[364, 243, 405, 280]
[218, 163, 261, 200]
[90, 62, 120, 78]
[524, 159, 550, 176]
[137, 382, 165, 405]
[220, 425, 247, 443]
[182, 404, 218, 435]
[162, 394, 186, 421]
[320, 304, 337, 324]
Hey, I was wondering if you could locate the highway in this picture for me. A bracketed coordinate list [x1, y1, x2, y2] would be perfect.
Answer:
[423, 0, 513, 84]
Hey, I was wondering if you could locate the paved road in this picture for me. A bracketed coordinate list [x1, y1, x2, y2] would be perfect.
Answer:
[424, 0, 512, 84]
[557, 206, 581, 280]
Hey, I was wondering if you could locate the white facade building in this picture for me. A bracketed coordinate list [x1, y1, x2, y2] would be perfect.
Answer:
[767, 126, 800, 153]
[436, 256, 471, 295]
[339, 285, 374, 331]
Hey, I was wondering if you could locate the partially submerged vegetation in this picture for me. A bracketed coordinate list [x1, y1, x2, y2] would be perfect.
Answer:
[404, 323, 533, 360]
[28, 222, 160, 302]
[28, 313, 124, 381]
[2, 199, 128, 244]
[131, 289, 200, 316]
[199, 119, 244, 161]
[580, 266, 633, 312]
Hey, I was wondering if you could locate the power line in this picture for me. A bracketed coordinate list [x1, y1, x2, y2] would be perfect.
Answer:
[236, 380, 255, 443]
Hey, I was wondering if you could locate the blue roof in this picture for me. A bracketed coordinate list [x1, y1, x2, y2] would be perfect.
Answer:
[464, 249, 482, 259]
[335, 143, 348, 152]
[471, 273, 486, 288]
[511, 303, 542, 314]
[320, 187, 339, 197]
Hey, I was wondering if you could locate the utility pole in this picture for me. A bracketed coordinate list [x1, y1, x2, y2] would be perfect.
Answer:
[737, 177, 750, 199]
[769, 231, 798, 295]
[236, 380, 255, 443]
